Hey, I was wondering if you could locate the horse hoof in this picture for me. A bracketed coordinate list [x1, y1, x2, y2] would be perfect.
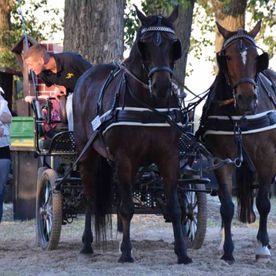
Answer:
[80, 246, 93, 254]
[255, 244, 271, 262]
[256, 255, 271, 263]
[118, 254, 134, 263]
[221, 254, 235, 264]
[177, 256, 193, 264]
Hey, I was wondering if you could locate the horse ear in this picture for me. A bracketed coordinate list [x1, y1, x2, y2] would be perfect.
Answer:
[257, 52, 269, 72]
[172, 39, 182, 61]
[167, 5, 179, 24]
[248, 20, 262, 38]
[216, 22, 231, 39]
[134, 5, 147, 25]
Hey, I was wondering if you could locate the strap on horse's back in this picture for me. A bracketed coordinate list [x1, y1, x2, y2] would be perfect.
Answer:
[97, 65, 124, 115]
[259, 70, 276, 108]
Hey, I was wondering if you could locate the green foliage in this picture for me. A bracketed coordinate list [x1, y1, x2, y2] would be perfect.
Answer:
[124, 0, 140, 49]
[189, 2, 215, 61]
[247, 0, 276, 58]
[124, 0, 275, 61]
[0, 0, 63, 69]
[196, 0, 275, 59]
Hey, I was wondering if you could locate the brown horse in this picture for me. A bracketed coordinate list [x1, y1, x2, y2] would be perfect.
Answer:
[198, 21, 276, 262]
[73, 6, 192, 264]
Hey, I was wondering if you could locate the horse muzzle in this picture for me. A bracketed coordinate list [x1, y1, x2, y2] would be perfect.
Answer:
[148, 66, 173, 99]
[150, 73, 172, 99]
[235, 87, 258, 114]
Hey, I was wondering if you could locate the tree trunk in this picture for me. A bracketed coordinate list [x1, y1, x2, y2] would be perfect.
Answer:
[0, 0, 12, 60]
[63, 0, 124, 64]
[211, 0, 247, 52]
[174, 0, 195, 85]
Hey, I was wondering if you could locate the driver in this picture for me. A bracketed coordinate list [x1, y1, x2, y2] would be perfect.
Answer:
[23, 43, 92, 131]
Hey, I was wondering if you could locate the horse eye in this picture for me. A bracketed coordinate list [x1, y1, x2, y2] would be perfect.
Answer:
[226, 56, 231, 61]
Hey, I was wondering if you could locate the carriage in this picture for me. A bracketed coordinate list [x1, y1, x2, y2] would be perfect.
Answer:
[33, 93, 212, 251]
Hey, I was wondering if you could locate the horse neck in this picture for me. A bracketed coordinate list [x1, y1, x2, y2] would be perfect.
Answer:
[255, 71, 276, 113]
[208, 72, 238, 116]
[126, 48, 148, 84]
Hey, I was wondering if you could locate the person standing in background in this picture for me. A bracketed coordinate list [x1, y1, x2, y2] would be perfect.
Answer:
[0, 87, 12, 222]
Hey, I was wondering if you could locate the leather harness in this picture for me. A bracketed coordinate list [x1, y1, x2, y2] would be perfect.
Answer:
[201, 71, 276, 138]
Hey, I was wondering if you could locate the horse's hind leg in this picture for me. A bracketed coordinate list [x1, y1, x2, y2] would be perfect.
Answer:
[79, 152, 98, 254]
[255, 175, 272, 260]
[116, 158, 135, 263]
[216, 165, 235, 263]
[159, 157, 192, 264]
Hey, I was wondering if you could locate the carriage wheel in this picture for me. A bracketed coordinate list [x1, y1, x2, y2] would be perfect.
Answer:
[36, 168, 62, 250]
[179, 183, 207, 249]
[35, 166, 47, 246]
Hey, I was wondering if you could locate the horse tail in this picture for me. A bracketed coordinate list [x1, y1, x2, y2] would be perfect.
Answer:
[94, 156, 113, 243]
[236, 159, 256, 223]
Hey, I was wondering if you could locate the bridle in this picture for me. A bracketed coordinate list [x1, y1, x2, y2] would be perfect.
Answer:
[218, 31, 258, 93]
[138, 17, 181, 94]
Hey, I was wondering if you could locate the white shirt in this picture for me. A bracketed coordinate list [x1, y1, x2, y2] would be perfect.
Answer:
[0, 95, 11, 147]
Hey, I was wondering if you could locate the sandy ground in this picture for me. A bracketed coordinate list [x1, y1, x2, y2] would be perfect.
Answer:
[1, 196, 276, 276]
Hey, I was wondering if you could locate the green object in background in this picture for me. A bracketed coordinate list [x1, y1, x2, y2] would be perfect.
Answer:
[10, 116, 34, 147]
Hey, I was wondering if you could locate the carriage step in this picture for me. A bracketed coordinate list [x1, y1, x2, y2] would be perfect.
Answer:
[178, 177, 210, 185]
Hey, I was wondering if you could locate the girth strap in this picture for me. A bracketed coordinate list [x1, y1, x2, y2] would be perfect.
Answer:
[115, 108, 184, 124]
[203, 110, 276, 136]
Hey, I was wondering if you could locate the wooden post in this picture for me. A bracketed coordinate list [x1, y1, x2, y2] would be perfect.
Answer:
[11, 35, 38, 116]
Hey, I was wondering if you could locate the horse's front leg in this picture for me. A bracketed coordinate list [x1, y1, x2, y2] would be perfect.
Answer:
[255, 175, 271, 260]
[215, 165, 235, 263]
[79, 153, 98, 254]
[116, 158, 135, 263]
[159, 156, 192, 264]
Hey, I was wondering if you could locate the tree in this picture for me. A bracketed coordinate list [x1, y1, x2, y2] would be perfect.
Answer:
[197, 0, 275, 56]
[0, 0, 15, 68]
[174, 1, 195, 84]
[63, 0, 125, 64]
[210, 0, 247, 52]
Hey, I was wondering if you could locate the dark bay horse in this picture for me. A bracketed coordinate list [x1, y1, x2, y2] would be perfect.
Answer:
[73, 6, 192, 264]
[198, 21, 276, 262]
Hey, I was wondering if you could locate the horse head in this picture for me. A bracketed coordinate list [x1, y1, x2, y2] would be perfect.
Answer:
[216, 21, 269, 114]
[131, 6, 182, 100]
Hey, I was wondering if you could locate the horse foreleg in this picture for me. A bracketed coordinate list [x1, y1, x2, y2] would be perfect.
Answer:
[160, 158, 192, 264]
[79, 154, 97, 254]
[255, 179, 271, 261]
[216, 166, 235, 263]
[116, 159, 135, 263]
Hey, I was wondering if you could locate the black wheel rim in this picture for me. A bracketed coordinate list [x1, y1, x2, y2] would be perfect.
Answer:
[183, 189, 198, 242]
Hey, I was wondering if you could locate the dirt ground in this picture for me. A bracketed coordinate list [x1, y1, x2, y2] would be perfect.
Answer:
[1, 196, 276, 276]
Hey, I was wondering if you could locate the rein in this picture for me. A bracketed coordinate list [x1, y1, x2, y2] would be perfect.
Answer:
[119, 63, 149, 89]
[126, 78, 237, 171]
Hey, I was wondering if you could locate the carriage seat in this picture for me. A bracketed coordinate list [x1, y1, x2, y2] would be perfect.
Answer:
[30, 96, 71, 151]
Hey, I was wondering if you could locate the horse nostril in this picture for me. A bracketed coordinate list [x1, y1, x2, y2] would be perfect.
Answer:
[152, 82, 157, 90]
[237, 94, 242, 101]
[253, 93, 257, 100]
